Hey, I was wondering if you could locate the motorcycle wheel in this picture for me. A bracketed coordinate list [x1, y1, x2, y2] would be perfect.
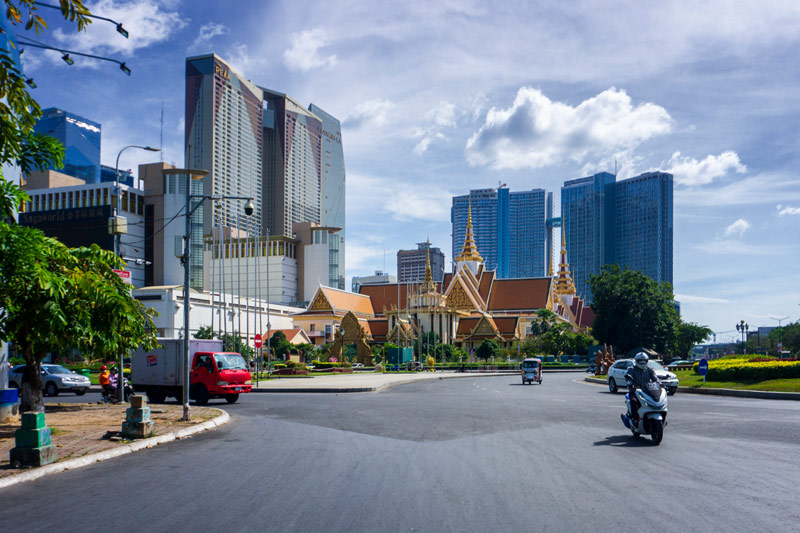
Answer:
[650, 419, 664, 445]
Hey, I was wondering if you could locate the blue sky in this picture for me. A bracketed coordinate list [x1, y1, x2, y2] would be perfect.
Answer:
[16, 0, 800, 337]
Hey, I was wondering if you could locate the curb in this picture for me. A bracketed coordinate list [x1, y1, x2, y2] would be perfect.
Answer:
[0, 409, 230, 490]
[582, 377, 800, 401]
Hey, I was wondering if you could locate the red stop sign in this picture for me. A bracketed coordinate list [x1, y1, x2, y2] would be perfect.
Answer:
[254, 334, 263, 348]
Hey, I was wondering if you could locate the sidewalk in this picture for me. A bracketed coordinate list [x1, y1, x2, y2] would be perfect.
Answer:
[0, 402, 228, 488]
[251, 370, 504, 393]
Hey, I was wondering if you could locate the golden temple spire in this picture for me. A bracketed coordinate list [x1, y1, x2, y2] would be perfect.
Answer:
[554, 225, 576, 296]
[422, 240, 437, 293]
[457, 198, 483, 263]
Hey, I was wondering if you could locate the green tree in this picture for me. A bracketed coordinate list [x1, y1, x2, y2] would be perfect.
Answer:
[269, 330, 292, 360]
[218, 331, 254, 360]
[0, 225, 158, 411]
[297, 343, 316, 363]
[475, 339, 500, 361]
[194, 325, 215, 339]
[672, 322, 712, 360]
[588, 264, 679, 354]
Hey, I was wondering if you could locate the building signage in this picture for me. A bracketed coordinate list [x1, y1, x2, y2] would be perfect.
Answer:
[113, 269, 132, 284]
[215, 63, 231, 81]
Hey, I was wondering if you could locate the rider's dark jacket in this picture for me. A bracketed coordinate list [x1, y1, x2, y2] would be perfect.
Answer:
[625, 365, 659, 392]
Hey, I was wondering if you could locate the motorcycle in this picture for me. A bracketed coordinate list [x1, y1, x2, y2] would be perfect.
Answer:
[103, 372, 133, 402]
[620, 376, 668, 445]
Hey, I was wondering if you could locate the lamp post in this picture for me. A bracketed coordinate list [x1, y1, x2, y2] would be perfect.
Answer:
[736, 320, 749, 355]
[174, 167, 253, 421]
[111, 145, 159, 403]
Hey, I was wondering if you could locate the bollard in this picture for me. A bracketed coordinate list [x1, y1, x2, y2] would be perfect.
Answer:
[10, 411, 58, 468]
[121, 394, 154, 439]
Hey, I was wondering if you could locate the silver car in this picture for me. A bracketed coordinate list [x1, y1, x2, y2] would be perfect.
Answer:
[607, 359, 679, 396]
[9, 364, 91, 396]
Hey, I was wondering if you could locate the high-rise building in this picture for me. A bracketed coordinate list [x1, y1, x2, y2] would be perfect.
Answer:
[100, 164, 134, 187]
[451, 187, 550, 278]
[561, 171, 673, 302]
[34, 108, 101, 183]
[309, 103, 346, 290]
[397, 242, 445, 283]
[185, 54, 263, 233]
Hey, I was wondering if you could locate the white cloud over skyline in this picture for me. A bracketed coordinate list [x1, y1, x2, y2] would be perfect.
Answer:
[724, 218, 751, 237]
[465, 87, 672, 170]
[777, 204, 800, 216]
[283, 28, 338, 72]
[665, 151, 747, 187]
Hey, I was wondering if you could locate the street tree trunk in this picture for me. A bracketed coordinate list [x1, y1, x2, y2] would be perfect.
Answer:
[20, 347, 45, 413]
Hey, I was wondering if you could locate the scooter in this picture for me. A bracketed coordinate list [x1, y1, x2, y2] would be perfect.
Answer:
[620, 377, 668, 445]
[102, 373, 133, 402]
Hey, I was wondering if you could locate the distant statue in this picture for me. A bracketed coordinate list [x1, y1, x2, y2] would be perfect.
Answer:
[595, 344, 616, 375]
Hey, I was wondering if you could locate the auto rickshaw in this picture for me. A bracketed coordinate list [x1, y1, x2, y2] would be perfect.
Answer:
[521, 357, 542, 385]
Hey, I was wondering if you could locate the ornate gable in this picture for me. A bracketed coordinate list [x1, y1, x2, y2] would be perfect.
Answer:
[472, 317, 498, 337]
[308, 290, 332, 312]
[446, 279, 473, 310]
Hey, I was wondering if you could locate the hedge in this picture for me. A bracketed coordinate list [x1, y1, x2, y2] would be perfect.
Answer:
[696, 356, 800, 381]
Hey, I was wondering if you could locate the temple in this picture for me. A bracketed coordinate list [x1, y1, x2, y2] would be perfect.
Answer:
[294, 203, 594, 351]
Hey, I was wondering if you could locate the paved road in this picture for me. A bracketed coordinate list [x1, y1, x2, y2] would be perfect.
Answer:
[3, 373, 799, 532]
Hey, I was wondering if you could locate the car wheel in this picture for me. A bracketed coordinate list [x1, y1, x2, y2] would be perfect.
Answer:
[45, 381, 58, 397]
[668, 388, 677, 396]
[192, 384, 209, 406]
[608, 378, 618, 394]
[75, 389, 86, 396]
[147, 387, 167, 404]
[225, 394, 239, 404]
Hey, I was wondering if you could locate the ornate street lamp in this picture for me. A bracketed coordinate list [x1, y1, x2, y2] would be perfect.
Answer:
[735, 320, 749, 355]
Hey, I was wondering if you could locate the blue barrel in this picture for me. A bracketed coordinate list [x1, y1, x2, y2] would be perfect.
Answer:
[0, 388, 19, 404]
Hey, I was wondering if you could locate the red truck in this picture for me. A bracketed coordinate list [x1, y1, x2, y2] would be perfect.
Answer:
[132, 339, 252, 405]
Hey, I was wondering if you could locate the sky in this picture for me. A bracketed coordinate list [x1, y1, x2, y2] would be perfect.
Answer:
[14, 0, 800, 339]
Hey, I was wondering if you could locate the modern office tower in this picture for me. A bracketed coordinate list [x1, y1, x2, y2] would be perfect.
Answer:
[397, 242, 445, 283]
[19, 176, 147, 286]
[613, 171, 673, 287]
[309, 103, 346, 290]
[100, 164, 134, 187]
[352, 271, 396, 293]
[185, 54, 263, 233]
[560, 171, 673, 302]
[33, 108, 101, 183]
[560, 172, 616, 301]
[451, 187, 549, 278]
[262, 88, 322, 238]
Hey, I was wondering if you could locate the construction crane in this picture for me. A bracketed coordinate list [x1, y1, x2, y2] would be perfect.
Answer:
[498, 181, 507, 189]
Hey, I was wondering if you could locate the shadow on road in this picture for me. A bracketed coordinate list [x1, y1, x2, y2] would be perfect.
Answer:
[593, 435, 654, 447]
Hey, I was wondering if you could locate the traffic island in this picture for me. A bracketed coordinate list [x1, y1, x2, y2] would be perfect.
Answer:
[9, 412, 57, 468]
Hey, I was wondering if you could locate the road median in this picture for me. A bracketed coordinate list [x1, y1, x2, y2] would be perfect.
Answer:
[583, 376, 800, 400]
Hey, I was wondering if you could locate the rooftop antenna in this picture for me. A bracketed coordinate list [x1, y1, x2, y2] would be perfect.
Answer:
[614, 157, 617, 176]
[159, 101, 164, 161]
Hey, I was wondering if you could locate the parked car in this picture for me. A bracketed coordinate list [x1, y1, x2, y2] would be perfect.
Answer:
[668, 360, 692, 367]
[353, 363, 365, 368]
[606, 359, 679, 395]
[8, 364, 91, 396]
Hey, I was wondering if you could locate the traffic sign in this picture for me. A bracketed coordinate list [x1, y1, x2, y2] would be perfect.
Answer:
[254, 334, 262, 349]
[698, 358, 709, 385]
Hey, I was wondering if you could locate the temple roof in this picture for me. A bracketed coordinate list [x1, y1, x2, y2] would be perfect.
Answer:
[487, 278, 551, 311]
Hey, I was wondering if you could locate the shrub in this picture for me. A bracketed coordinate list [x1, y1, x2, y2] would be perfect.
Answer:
[699, 357, 800, 381]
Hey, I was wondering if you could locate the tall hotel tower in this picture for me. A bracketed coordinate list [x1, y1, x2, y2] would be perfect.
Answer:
[561, 171, 673, 302]
[185, 55, 263, 232]
[451, 187, 551, 278]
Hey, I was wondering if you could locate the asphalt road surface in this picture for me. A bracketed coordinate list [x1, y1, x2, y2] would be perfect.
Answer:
[3, 373, 799, 532]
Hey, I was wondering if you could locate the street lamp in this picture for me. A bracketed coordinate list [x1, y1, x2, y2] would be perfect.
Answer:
[111, 145, 159, 403]
[174, 166, 254, 421]
[736, 320, 749, 355]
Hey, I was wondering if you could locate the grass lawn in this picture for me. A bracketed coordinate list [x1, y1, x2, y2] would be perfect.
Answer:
[591, 371, 800, 393]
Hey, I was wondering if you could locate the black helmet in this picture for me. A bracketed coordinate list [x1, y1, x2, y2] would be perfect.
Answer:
[634, 352, 649, 369]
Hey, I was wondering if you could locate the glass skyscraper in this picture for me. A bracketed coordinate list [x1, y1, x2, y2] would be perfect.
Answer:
[34, 108, 101, 183]
[452, 187, 550, 278]
[561, 171, 673, 302]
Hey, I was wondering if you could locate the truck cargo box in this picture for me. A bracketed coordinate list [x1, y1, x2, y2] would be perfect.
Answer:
[132, 338, 223, 388]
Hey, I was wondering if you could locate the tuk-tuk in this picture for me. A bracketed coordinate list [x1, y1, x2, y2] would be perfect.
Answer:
[521, 358, 542, 385]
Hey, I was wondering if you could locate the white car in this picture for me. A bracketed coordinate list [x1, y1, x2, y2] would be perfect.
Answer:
[9, 364, 91, 396]
[607, 359, 679, 396]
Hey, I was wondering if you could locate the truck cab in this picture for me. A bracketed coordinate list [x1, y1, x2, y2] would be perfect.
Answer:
[191, 352, 252, 405]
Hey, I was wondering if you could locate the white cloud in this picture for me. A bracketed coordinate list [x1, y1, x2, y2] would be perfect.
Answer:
[190, 22, 229, 51]
[674, 293, 730, 304]
[413, 138, 431, 156]
[724, 218, 751, 237]
[53, 0, 186, 55]
[343, 99, 395, 129]
[346, 242, 387, 272]
[777, 204, 800, 216]
[384, 188, 453, 222]
[283, 28, 338, 72]
[664, 151, 747, 187]
[465, 87, 672, 170]
[675, 172, 800, 208]
[695, 239, 782, 256]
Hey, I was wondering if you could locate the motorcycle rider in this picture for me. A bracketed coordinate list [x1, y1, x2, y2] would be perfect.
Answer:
[99, 365, 114, 399]
[624, 352, 659, 424]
